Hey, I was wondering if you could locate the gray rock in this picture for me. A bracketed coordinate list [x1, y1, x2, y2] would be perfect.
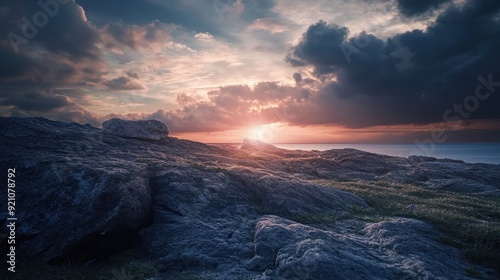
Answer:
[11, 160, 151, 262]
[102, 118, 169, 141]
[1, 117, 498, 279]
[138, 165, 368, 278]
[380, 160, 500, 193]
[249, 216, 485, 279]
[227, 167, 369, 215]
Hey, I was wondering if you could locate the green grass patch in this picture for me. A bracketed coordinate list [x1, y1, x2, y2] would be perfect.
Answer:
[314, 180, 500, 271]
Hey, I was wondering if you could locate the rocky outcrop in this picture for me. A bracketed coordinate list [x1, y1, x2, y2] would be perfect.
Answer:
[18, 162, 152, 262]
[245, 141, 500, 194]
[0, 117, 498, 279]
[102, 118, 169, 141]
[248, 216, 478, 279]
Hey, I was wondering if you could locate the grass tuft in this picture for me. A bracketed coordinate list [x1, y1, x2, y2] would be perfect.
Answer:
[315, 180, 500, 272]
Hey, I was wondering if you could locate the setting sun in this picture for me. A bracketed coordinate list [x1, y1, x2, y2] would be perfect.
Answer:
[248, 126, 268, 142]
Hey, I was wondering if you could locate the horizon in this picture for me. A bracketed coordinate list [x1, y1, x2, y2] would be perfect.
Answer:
[1, 0, 500, 143]
[208, 141, 500, 144]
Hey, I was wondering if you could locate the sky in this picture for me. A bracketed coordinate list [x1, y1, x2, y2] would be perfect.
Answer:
[1, 0, 500, 143]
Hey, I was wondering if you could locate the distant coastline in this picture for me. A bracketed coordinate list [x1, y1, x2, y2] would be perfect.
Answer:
[211, 143, 500, 165]
[275, 143, 500, 165]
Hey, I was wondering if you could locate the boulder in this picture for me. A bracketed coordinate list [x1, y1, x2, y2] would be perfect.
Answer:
[102, 118, 169, 141]
[4, 158, 152, 262]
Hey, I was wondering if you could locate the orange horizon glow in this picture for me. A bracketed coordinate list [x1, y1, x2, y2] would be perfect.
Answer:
[169, 120, 500, 144]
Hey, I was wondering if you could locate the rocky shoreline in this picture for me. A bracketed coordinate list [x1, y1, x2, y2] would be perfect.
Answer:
[1, 117, 499, 279]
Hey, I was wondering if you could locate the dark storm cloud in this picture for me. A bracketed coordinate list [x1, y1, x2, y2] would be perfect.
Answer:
[35, 3, 99, 60]
[0, 90, 72, 112]
[0, 0, 177, 123]
[0, 84, 101, 125]
[1, 0, 104, 83]
[395, 0, 452, 17]
[3, 0, 100, 59]
[285, 0, 500, 128]
[0, 0, 105, 121]
[0, 44, 34, 80]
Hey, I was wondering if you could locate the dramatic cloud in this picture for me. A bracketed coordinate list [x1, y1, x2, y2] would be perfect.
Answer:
[395, 0, 453, 17]
[0, 89, 101, 126]
[0, 0, 107, 123]
[286, 0, 500, 128]
[140, 82, 309, 133]
[0, 90, 73, 112]
[0, 1, 174, 123]
[99, 20, 175, 53]
[1, 0, 103, 82]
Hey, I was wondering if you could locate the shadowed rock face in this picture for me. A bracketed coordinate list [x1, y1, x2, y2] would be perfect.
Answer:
[0, 117, 498, 279]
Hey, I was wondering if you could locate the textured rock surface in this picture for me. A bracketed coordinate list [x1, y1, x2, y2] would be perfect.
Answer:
[249, 216, 480, 279]
[102, 118, 169, 140]
[0, 117, 499, 279]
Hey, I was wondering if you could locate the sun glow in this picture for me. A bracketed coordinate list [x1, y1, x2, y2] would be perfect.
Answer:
[246, 123, 287, 143]
[248, 126, 271, 142]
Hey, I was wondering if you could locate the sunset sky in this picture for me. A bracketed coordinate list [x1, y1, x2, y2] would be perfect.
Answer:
[1, 0, 500, 143]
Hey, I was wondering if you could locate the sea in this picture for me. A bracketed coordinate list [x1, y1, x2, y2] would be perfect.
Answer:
[272, 143, 500, 165]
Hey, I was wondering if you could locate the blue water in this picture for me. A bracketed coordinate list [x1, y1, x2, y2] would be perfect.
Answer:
[273, 143, 500, 165]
